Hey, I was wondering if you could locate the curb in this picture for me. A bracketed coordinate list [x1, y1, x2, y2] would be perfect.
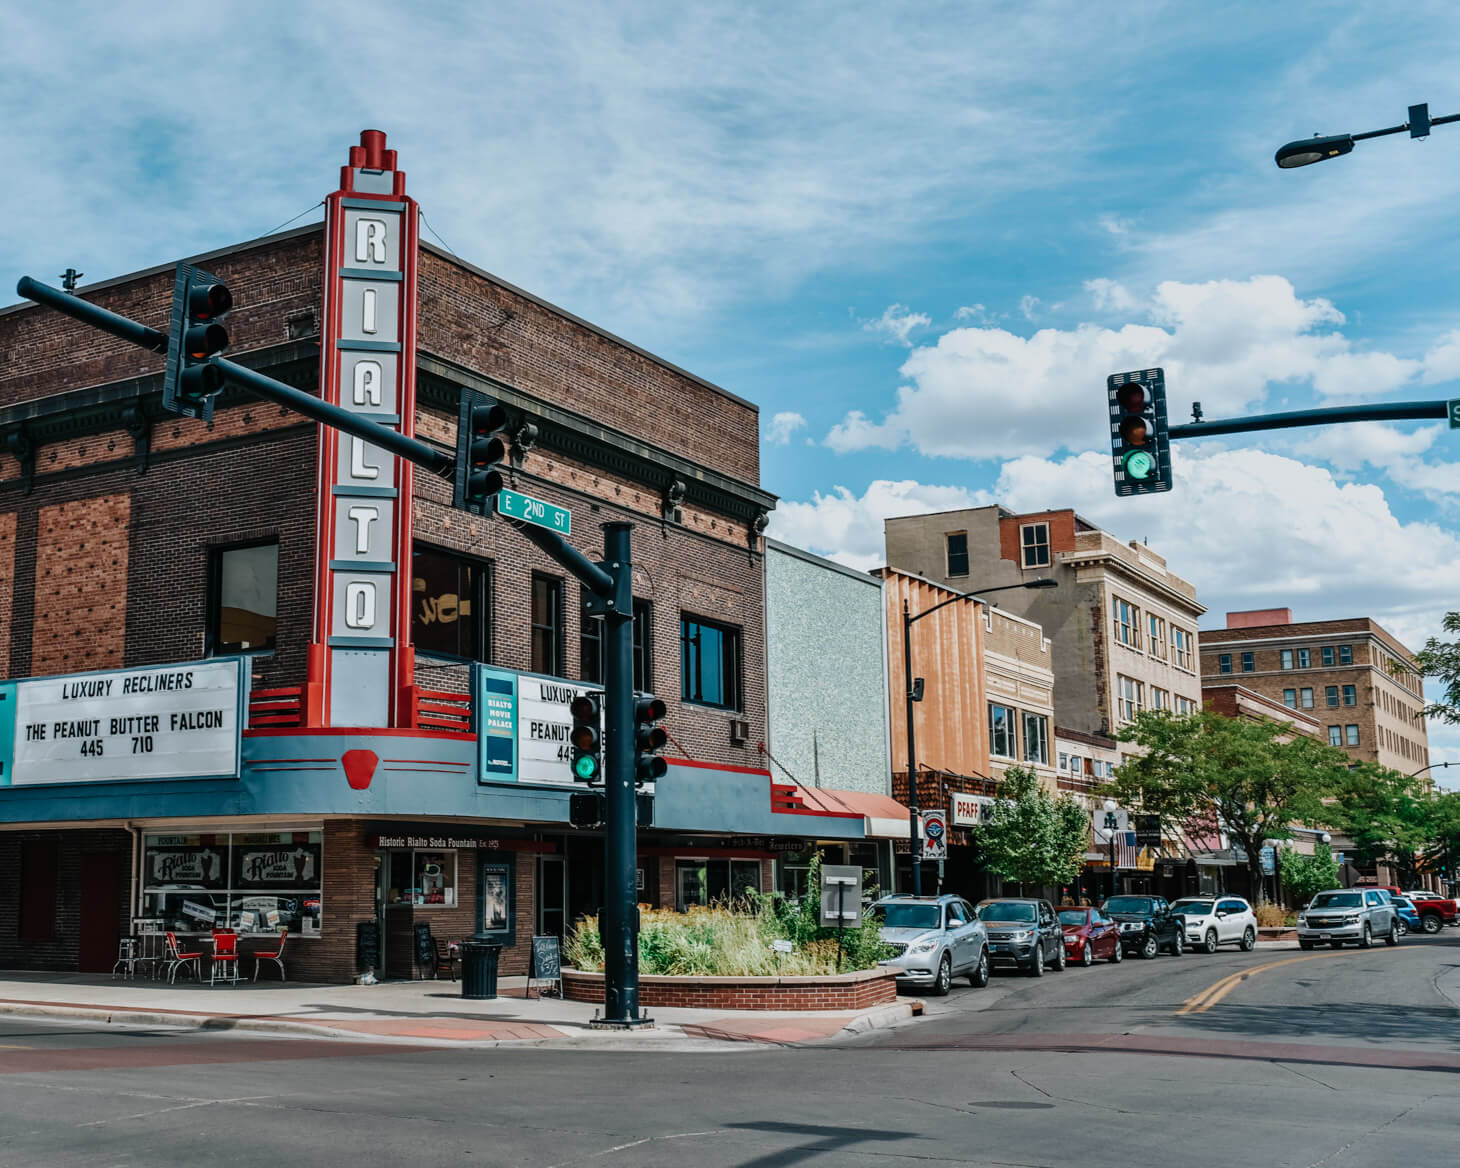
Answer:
[836, 1001, 916, 1037]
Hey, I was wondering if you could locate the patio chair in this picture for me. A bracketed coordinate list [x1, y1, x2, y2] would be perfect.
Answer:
[434, 937, 459, 981]
[163, 931, 203, 984]
[252, 929, 289, 982]
[210, 929, 242, 986]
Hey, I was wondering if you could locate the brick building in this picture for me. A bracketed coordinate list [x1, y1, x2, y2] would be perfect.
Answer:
[1200, 608, 1431, 774]
[0, 131, 867, 981]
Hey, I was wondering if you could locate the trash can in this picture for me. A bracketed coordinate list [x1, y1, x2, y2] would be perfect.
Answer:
[459, 941, 501, 1000]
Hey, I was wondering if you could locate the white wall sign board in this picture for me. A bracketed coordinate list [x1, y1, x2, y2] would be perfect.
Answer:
[0, 659, 245, 786]
[476, 665, 608, 786]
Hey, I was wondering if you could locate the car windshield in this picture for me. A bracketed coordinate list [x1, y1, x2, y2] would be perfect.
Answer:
[1170, 900, 1213, 915]
[1309, 892, 1362, 909]
[1057, 910, 1089, 926]
[979, 901, 1036, 923]
[1393, 898, 1414, 910]
[1104, 897, 1156, 914]
[876, 903, 941, 930]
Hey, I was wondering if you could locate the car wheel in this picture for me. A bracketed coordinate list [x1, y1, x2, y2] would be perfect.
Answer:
[1204, 929, 1219, 954]
[1052, 940, 1067, 971]
[1170, 932, 1184, 957]
[1398, 919, 1409, 936]
[1299, 938, 1314, 950]
[969, 947, 990, 988]
[1386, 920, 1400, 947]
[931, 954, 952, 996]
[1027, 950, 1045, 977]
[1422, 914, 1442, 935]
[1080, 940, 1094, 967]
[1140, 934, 1158, 959]
[1240, 926, 1256, 952]
[1109, 939, 1123, 964]
[1359, 922, 1373, 949]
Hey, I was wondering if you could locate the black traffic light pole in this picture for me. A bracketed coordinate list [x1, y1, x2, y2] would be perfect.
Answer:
[1168, 398, 1453, 440]
[16, 274, 650, 1028]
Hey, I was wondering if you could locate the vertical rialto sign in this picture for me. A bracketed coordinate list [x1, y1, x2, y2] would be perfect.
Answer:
[307, 130, 419, 727]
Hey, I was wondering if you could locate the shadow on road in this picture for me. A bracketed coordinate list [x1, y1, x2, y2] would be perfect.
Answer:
[725, 1120, 913, 1168]
[1176, 998, 1460, 1049]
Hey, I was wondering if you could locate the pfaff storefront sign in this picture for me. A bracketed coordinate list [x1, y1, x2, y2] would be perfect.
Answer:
[308, 131, 420, 727]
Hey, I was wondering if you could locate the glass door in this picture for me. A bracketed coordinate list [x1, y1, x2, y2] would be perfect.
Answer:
[539, 856, 567, 938]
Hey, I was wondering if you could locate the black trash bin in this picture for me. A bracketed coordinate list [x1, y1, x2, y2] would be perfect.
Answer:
[459, 941, 501, 1000]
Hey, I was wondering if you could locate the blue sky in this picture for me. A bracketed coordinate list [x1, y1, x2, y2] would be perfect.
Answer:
[5, 2, 1460, 774]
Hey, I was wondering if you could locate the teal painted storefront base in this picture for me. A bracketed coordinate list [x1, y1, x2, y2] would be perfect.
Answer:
[0, 728, 866, 840]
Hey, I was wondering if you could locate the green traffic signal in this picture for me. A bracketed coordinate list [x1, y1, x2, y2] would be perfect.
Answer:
[573, 753, 600, 781]
[1122, 448, 1156, 481]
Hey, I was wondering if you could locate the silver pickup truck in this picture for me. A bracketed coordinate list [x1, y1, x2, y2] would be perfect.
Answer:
[1297, 888, 1399, 950]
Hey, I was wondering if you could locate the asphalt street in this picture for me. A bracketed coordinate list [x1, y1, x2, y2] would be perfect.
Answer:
[2, 933, 1458, 1167]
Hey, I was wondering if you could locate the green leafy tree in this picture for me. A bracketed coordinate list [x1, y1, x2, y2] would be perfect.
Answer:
[1280, 843, 1341, 907]
[1330, 763, 1432, 885]
[1412, 611, 1460, 725]
[977, 765, 1091, 890]
[1424, 792, 1460, 886]
[1112, 711, 1350, 900]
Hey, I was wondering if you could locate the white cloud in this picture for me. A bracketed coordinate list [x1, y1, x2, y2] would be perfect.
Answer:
[826, 275, 1457, 462]
[955, 304, 988, 322]
[1086, 278, 1136, 313]
[767, 479, 985, 571]
[1295, 422, 1439, 472]
[764, 411, 807, 445]
[1019, 295, 1041, 320]
[1422, 330, 1460, 385]
[862, 304, 931, 347]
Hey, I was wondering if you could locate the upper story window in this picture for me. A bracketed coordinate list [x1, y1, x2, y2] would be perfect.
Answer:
[1283, 688, 1297, 709]
[1342, 684, 1356, 706]
[1172, 627, 1193, 671]
[1241, 651, 1254, 672]
[1113, 598, 1141, 650]
[1328, 725, 1342, 747]
[1151, 687, 1168, 711]
[1281, 649, 1294, 670]
[1020, 523, 1051, 568]
[412, 545, 492, 663]
[581, 595, 653, 692]
[681, 614, 743, 710]
[531, 575, 565, 677]
[1345, 724, 1360, 747]
[946, 532, 969, 577]
[209, 541, 278, 655]
[1322, 646, 1336, 667]
[1297, 648, 1311, 668]
[988, 703, 1016, 758]
[1022, 712, 1049, 764]
[1338, 644, 1353, 666]
[1175, 695, 1196, 716]
[1117, 675, 1144, 723]
[1325, 686, 1339, 707]
[1218, 654, 1232, 674]
[1300, 687, 1314, 709]
[1147, 614, 1167, 660]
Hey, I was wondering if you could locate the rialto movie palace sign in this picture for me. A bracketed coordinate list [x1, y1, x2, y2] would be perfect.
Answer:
[0, 659, 245, 786]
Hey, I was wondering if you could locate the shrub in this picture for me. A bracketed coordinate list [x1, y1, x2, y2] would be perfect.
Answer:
[1255, 903, 1287, 928]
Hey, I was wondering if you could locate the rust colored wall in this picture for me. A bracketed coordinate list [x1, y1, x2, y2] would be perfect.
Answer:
[32, 494, 129, 675]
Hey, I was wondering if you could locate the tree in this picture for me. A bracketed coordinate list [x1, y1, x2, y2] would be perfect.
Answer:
[1112, 711, 1350, 900]
[977, 765, 1090, 890]
[1413, 611, 1460, 725]
[1280, 843, 1340, 907]
[1329, 763, 1432, 885]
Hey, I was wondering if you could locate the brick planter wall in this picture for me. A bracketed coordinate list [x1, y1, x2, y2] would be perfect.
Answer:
[562, 967, 897, 1011]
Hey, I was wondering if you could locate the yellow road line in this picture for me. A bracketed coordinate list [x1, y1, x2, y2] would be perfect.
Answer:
[1177, 953, 1345, 1015]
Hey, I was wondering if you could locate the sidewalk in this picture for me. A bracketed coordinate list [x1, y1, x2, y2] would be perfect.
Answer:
[0, 971, 915, 1050]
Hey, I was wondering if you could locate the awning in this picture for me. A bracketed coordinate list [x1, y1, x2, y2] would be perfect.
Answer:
[790, 786, 920, 840]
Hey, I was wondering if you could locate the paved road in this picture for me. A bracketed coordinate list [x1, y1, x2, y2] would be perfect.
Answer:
[2, 933, 1458, 1167]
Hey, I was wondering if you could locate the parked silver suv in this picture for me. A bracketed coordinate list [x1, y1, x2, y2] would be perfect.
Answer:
[872, 894, 989, 996]
[1297, 888, 1399, 950]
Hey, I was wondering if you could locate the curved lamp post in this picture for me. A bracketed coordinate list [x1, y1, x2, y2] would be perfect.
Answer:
[1102, 797, 1120, 902]
[902, 576, 1057, 894]
[1275, 102, 1460, 169]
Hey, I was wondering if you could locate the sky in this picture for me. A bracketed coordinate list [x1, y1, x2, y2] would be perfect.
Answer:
[5, 2, 1460, 777]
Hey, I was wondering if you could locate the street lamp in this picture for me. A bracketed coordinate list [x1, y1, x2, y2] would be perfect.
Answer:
[902, 575, 1058, 895]
[1102, 797, 1120, 902]
[1275, 102, 1460, 168]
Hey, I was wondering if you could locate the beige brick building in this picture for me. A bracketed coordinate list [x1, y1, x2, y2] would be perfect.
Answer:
[1200, 609, 1431, 775]
[981, 606, 1056, 792]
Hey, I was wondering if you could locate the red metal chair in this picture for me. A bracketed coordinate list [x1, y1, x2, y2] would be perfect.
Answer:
[163, 932, 203, 984]
[210, 929, 242, 986]
[252, 928, 289, 982]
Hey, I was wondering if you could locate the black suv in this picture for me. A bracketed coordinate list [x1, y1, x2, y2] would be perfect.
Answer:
[1103, 894, 1184, 958]
[975, 898, 1066, 977]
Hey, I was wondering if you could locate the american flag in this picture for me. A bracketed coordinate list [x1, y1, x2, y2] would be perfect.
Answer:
[1115, 831, 1142, 869]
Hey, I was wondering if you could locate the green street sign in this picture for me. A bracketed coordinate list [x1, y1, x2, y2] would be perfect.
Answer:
[496, 488, 571, 534]
[1449, 399, 1460, 430]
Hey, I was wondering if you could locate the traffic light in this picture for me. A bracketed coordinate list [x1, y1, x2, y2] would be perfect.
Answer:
[569, 792, 605, 828]
[163, 263, 232, 421]
[633, 694, 668, 787]
[1108, 367, 1172, 497]
[453, 388, 511, 514]
[569, 691, 603, 784]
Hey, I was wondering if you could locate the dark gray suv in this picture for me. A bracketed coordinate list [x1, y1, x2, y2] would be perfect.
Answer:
[976, 897, 1066, 977]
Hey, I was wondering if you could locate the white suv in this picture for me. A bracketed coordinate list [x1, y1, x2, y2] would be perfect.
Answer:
[1170, 895, 1258, 953]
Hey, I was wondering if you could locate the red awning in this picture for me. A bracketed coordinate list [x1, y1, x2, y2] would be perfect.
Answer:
[788, 787, 918, 839]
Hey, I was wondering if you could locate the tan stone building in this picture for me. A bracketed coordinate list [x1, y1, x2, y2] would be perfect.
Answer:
[980, 606, 1056, 793]
[1200, 609, 1431, 775]
[885, 506, 1205, 753]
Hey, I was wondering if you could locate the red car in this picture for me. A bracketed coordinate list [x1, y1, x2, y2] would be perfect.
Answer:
[1058, 906, 1123, 966]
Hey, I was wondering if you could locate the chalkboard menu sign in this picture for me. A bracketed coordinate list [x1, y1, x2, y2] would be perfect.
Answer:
[356, 921, 380, 972]
[531, 934, 561, 982]
[414, 922, 436, 970]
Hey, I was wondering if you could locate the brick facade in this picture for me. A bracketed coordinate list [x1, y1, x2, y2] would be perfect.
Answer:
[0, 829, 132, 971]
[562, 966, 897, 1011]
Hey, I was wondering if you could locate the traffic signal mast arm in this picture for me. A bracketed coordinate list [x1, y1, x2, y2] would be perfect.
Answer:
[1168, 398, 1454, 440]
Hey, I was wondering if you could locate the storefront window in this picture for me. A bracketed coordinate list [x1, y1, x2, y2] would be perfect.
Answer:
[676, 858, 762, 909]
[141, 831, 322, 937]
[384, 849, 459, 908]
